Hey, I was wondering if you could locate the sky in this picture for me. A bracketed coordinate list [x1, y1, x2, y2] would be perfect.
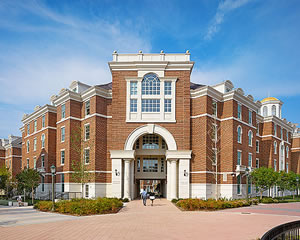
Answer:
[0, 0, 299, 138]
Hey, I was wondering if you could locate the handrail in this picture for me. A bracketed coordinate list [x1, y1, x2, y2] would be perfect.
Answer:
[261, 220, 300, 240]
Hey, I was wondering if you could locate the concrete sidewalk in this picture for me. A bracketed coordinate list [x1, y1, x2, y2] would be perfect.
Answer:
[1, 200, 299, 240]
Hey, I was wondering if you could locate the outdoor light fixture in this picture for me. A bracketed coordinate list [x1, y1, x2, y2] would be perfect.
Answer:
[50, 165, 56, 211]
[115, 169, 120, 176]
[184, 170, 188, 177]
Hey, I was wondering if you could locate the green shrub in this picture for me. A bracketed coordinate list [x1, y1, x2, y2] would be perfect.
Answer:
[122, 198, 129, 203]
[176, 198, 251, 211]
[35, 198, 123, 216]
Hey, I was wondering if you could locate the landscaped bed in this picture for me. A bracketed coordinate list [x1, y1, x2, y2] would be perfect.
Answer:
[174, 198, 258, 211]
[34, 198, 123, 216]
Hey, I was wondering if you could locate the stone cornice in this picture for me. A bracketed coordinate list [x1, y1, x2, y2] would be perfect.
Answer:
[263, 115, 293, 131]
[22, 104, 57, 125]
[81, 86, 112, 101]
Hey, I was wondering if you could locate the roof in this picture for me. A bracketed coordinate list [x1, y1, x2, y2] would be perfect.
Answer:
[96, 82, 205, 90]
[190, 82, 206, 90]
[261, 97, 279, 103]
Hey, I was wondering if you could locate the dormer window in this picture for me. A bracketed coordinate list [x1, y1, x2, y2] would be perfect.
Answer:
[126, 73, 176, 122]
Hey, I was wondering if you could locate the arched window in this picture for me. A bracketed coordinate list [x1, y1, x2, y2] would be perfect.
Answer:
[274, 141, 277, 154]
[263, 106, 268, 117]
[286, 146, 289, 158]
[142, 74, 160, 95]
[237, 126, 242, 143]
[248, 130, 253, 146]
[272, 105, 276, 116]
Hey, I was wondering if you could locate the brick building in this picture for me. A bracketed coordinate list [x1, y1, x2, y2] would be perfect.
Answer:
[20, 51, 300, 200]
[0, 135, 22, 177]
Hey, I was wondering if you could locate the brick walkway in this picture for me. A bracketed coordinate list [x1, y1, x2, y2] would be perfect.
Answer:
[1, 200, 299, 240]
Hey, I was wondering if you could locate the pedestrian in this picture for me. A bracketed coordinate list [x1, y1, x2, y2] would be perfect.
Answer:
[141, 186, 147, 206]
[140, 188, 143, 199]
[17, 195, 22, 207]
[149, 191, 155, 206]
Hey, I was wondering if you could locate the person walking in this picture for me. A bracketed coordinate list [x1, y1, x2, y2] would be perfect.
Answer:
[141, 186, 147, 206]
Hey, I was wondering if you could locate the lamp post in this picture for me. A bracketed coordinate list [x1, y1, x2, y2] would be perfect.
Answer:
[50, 165, 56, 211]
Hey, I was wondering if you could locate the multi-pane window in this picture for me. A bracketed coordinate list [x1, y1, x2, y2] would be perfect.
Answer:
[130, 82, 137, 95]
[85, 185, 89, 198]
[33, 138, 37, 151]
[280, 127, 283, 139]
[84, 148, 90, 164]
[248, 153, 252, 167]
[27, 123, 30, 135]
[27, 140, 30, 153]
[142, 134, 159, 149]
[41, 134, 45, 148]
[286, 146, 289, 158]
[61, 174, 65, 192]
[61, 127, 65, 142]
[274, 159, 277, 171]
[237, 104, 242, 120]
[237, 175, 241, 194]
[41, 154, 45, 168]
[85, 100, 90, 116]
[256, 158, 259, 168]
[27, 158, 29, 168]
[248, 131, 253, 146]
[142, 99, 160, 112]
[61, 150, 65, 165]
[164, 81, 172, 95]
[237, 151, 242, 165]
[161, 158, 164, 172]
[249, 111, 252, 125]
[34, 157, 36, 169]
[162, 139, 167, 149]
[137, 158, 140, 172]
[237, 126, 242, 143]
[61, 104, 66, 119]
[212, 101, 217, 116]
[274, 124, 277, 136]
[256, 140, 259, 153]
[130, 99, 137, 112]
[274, 141, 277, 154]
[42, 115, 45, 128]
[34, 120, 37, 132]
[85, 124, 90, 141]
[41, 176, 45, 192]
[142, 74, 160, 95]
[164, 99, 171, 112]
[143, 158, 158, 172]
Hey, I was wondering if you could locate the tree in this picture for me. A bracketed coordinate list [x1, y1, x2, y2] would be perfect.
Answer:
[0, 165, 10, 193]
[286, 171, 298, 199]
[70, 125, 94, 198]
[251, 167, 277, 199]
[276, 171, 289, 198]
[16, 168, 40, 204]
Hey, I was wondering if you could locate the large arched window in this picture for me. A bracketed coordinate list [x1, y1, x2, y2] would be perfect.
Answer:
[272, 105, 276, 116]
[237, 126, 242, 143]
[263, 106, 268, 117]
[142, 74, 160, 95]
[248, 130, 253, 146]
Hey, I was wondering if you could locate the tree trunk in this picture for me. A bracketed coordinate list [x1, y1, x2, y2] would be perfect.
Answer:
[260, 190, 263, 200]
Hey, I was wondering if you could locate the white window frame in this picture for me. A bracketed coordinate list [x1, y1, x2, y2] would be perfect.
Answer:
[286, 162, 289, 173]
[274, 123, 277, 137]
[84, 123, 90, 141]
[274, 141, 277, 154]
[256, 140, 259, 153]
[42, 115, 46, 128]
[27, 158, 29, 168]
[237, 150, 242, 165]
[249, 110, 252, 125]
[61, 104, 66, 119]
[60, 149, 65, 165]
[27, 123, 30, 135]
[33, 156, 37, 169]
[237, 104, 242, 120]
[85, 100, 90, 116]
[84, 147, 90, 165]
[41, 134, 45, 149]
[274, 159, 277, 171]
[33, 137, 37, 151]
[41, 154, 45, 168]
[212, 100, 217, 117]
[237, 126, 242, 144]
[27, 140, 30, 153]
[256, 158, 259, 168]
[61, 126, 65, 142]
[34, 120, 37, 132]
[248, 153, 252, 167]
[286, 146, 289, 158]
[126, 75, 177, 123]
[248, 130, 253, 147]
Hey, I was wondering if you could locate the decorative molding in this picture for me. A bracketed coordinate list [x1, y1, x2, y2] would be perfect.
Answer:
[22, 104, 57, 125]
[24, 126, 56, 139]
[261, 135, 291, 145]
[56, 113, 112, 125]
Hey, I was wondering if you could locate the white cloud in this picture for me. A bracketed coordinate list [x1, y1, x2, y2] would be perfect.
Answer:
[205, 0, 251, 40]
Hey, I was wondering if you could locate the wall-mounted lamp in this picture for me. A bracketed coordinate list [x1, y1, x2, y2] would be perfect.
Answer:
[115, 169, 120, 176]
[184, 170, 188, 177]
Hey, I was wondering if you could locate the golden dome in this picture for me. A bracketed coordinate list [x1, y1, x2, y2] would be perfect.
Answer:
[261, 97, 279, 103]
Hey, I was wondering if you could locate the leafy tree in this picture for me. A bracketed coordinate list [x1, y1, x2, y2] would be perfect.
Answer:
[16, 168, 40, 204]
[70, 126, 94, 198]
[251, 167, 277, 199]
[0, 165, 10, 191]
[276, 171, 289, 198]
[286, 171, 298, 199]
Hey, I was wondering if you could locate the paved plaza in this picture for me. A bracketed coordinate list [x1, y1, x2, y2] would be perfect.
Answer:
[0, 200, 300, 240]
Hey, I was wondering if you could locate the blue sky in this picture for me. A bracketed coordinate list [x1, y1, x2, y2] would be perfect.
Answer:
[0, 0, 299, 138]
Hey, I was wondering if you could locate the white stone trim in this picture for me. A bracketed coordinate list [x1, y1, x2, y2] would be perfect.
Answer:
[191, 113, 257, 129]
[22, 104, 57, 125]
[3, 155, 22, 159]
[190, 171, 235, 174]
[291, 147, 300, 150]
[24, 126, 56, 139]
[261, 135, 291, 145]
[124, 124, 177, 150]
[56, 113, 112, 125]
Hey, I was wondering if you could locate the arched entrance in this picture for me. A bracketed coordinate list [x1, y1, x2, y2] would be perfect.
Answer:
[110, 124, 191, 200]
